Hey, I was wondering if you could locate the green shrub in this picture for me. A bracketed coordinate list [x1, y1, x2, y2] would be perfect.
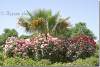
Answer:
[0, 52, 3, 60]
[4, 57, 35, 66]
[0, 46, 3, 66]
[72, 56, 99, 66]
[93, 45, 99, 58]
[72, 58, 89, 65]
[4, 57, 24, 66]
[4, 57, 51, 66]
[51, 62, 66, 66]
[4, 57, 17, 66]
[36, 59, 51, 66]
[20, 58, 36, 66]
[85, 56, 99, 66]
[3, 54, 99, 66]
[0, 61, 3, 66]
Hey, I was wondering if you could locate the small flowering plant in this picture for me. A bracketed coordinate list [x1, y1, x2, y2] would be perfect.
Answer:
[4, 36, 17, 57]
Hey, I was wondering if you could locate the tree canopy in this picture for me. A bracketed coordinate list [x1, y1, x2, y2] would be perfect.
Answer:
[0, 28, 18, 45]
[70, 22, 96, 39]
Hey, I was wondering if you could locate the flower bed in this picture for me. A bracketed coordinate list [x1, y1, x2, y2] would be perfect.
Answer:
[3, 34, 96, 61]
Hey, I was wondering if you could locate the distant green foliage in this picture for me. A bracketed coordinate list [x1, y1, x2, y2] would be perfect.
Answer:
[0, 28, 18, 45]
[0, 35, 6, 45]
[19, 35, 30, 39]
[69, 22, 96, 39]
[3, 29, 18, 37]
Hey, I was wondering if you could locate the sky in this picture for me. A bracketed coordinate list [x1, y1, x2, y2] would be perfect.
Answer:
[0, 0, 99, 40]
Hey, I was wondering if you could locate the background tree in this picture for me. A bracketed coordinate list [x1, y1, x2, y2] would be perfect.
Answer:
[70, 22, 96, 39]
[0, 28, 18, 45]
[19, 35, 30, 39]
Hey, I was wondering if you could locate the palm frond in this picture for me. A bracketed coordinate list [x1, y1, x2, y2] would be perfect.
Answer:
[52, 17, 70, 32]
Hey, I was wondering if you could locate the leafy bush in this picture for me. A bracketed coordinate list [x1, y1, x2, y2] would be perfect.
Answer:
[35, 59, 51, 66]
[4, 57, 51, 66]
[0, 52, 3, 61]
[0, 46, 3, 66]
[3, 56, 99, 66]
[72, 56, 99, 66]
[4, 57, 35, 66]
[0, 52, 3, 65]
[51, 62, 67, 66]
[4, 57, 20, 66]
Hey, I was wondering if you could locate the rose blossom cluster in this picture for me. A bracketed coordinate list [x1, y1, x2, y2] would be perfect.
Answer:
[4, 36, 34, 57]
[14, 38, 33, 57]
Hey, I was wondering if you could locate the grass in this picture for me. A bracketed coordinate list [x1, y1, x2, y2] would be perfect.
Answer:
[2, 55, 99, 66]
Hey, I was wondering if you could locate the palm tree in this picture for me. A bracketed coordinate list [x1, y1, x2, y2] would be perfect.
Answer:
[18, 9, 70, 38]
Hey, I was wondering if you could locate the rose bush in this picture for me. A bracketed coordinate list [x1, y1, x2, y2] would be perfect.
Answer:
[3, 34, 96, 61]
[65, 34, 96, 61]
